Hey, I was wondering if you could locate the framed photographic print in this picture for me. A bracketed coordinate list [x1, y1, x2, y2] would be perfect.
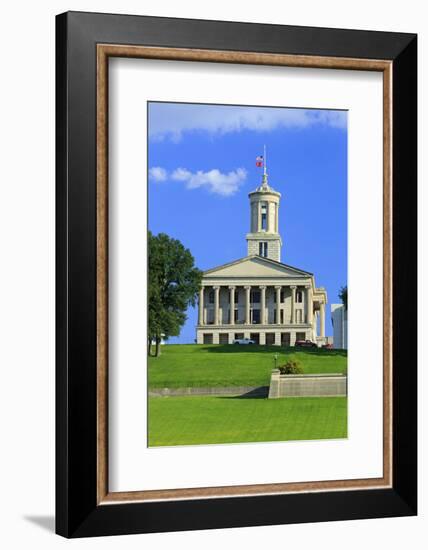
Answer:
[56, 11, 417, 538]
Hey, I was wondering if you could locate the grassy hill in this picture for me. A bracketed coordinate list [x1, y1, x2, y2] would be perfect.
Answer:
[149, 395, 347, 446]
[148, 344, 347, 388]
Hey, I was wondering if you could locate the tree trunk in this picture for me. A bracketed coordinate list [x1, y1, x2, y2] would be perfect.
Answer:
[148, 337, 152, 356]
[155, 336, 161, 357]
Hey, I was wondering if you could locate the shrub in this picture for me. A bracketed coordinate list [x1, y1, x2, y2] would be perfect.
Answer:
[278, 360, 303, 375]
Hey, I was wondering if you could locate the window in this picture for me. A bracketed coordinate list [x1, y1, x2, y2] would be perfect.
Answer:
[252, 310, 261, 324]
[234, 309, 239, 322]
[208, 290, 214, 304]
[296, 290, 303, 303]
[261, 202, 267, 230]
[251, 290, 260, 303]
[259, 241, 268, 257]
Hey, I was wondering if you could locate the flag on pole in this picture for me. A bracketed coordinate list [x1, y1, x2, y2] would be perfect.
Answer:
[256, 155, 263, 167]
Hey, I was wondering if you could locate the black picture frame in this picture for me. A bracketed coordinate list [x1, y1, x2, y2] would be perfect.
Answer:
[56, 11, 417, 538]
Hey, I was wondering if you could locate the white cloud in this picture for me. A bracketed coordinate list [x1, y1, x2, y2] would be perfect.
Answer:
[149, 103, 347, 141]
[149, 166, 247, 196]
[149, 166, 168, 182]
[310, 110, 348, 129]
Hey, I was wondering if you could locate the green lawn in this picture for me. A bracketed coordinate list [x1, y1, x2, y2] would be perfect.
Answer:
[148, 395, 347, 446]
[148, 344, 347, 388]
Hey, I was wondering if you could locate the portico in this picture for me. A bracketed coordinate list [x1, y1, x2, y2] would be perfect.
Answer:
[196, 257, 327, 346]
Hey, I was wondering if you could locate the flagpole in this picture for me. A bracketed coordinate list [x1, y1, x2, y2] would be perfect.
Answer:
[264, 144, 267, 177]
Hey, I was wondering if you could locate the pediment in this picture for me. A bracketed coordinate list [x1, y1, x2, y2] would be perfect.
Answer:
[203, 256, 311, 279]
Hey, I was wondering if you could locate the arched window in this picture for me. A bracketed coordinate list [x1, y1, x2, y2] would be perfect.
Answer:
[296, 291, 303, 303]
[261, 202, 267, 230]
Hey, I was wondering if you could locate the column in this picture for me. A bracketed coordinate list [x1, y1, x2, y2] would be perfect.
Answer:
[251, 203, 256, 232]
[320, 302, 325, 338]
[198, 287, 204, 325]
[229, 286, 235, 325]
[290, 285, 296, 324]
[245, 286, 251, 325]
[213, 285, 220, 325]
[275, 203, 279, 233]
[260, 286, 266, 324]
[275, 286, 281, 324]
[268, 202, 275, 233]
[306, 285, 313, 325]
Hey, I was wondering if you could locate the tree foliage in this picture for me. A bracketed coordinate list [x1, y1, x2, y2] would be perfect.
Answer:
[148, 232, 202, 356]
[339, 285, 348, 310]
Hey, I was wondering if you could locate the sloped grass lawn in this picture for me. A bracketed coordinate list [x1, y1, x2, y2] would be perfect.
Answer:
[148, 344, 347, 388]
[148, 395, 347, 446]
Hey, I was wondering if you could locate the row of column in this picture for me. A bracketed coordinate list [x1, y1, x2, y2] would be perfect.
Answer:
[198, 284, 324, 332]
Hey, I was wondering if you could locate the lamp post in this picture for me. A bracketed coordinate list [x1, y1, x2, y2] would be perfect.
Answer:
[274, 353, 278, 370]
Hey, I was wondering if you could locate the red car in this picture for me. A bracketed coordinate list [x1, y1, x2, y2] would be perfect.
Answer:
[295, 339, 317, 348]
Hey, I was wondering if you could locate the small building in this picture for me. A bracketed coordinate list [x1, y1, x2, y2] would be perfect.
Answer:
[196, 169, 328, 346]
[331, 304, 348, 349]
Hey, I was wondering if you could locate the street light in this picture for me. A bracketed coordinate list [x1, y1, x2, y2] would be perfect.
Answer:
[274, 353, 278, 370]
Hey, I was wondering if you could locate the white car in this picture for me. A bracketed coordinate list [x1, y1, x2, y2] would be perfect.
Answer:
[233, 337, 255, 345]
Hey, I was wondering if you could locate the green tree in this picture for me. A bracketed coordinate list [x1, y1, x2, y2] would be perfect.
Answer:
[339, 285, 348, 310]
[148, 232, 202, 356]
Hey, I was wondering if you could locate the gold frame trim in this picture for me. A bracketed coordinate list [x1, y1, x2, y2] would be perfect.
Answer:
[96, 44, 393, 504]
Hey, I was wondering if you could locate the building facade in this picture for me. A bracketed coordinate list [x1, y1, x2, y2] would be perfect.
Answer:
[331, 303, 348, 349]
[196, 171, 328, 346]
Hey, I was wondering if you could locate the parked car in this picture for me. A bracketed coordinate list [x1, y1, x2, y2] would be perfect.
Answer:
[295, 339, 318, 348]
[233, 337, 255, 345]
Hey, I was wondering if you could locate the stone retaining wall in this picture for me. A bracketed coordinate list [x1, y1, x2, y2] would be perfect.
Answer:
[149, 375, 347, 399]
[149, 386, 269, 398]
[268, 370, 347, 398]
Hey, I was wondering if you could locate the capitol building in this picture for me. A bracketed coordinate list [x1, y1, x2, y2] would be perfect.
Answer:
[196, 167, 328, 347]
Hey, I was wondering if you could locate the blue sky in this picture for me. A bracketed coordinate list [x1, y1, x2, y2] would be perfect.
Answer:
[148, 102, 347, 342]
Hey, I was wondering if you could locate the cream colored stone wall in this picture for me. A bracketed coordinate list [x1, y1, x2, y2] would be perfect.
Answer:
[247, 240, 260, 257]
[247, 237, 281, 262]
